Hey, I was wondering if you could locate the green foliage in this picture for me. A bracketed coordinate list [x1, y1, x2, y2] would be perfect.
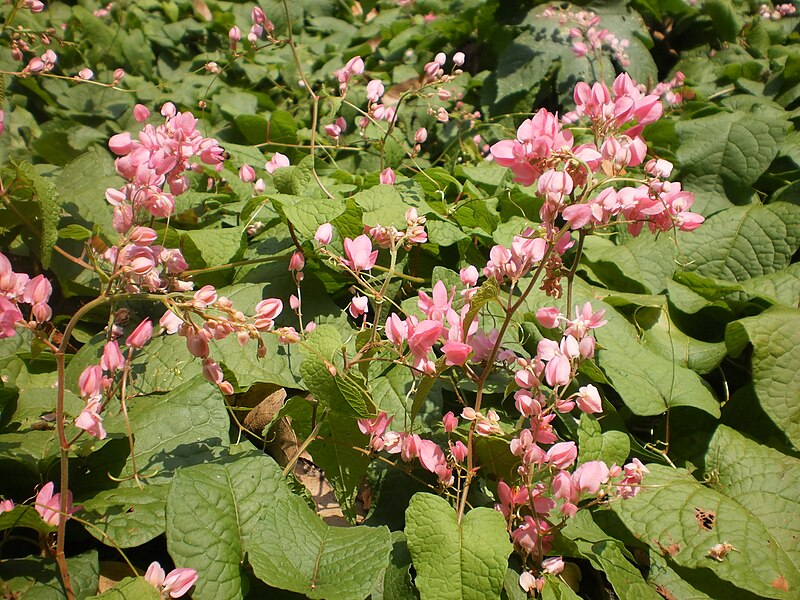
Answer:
[405, 494, 512, 600]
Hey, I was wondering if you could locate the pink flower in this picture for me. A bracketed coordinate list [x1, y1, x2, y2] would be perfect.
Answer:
[145, 562, 198, 598]
[367, 79, 384, 103]
[572, 460, 610, 495]
[78, 365, 104, 399]
[315, 223, 333, 245]
[77, 68, 94, 80]
[265, 152, 290, 174]
[288, 251, 305, 272]
[535, 307, 561, 329]
[546, 441, 577, 469]
[0, 499, 14, 513]
[348, 295, 369, 318]
[35, 482, 78, 527]
[75, 399, 106, 440]
[101, 340, 124, 373]
[0, 297, 23, 339]
[379, 167, 396, 185]
[415, 128, 428, 143]
[239, 164, 256, 183]
[442, 411, 458, 433]
[442, 341, 471, 366]
[575, 384, 602, 413]
[451, 440, 468, 463]
[133, 104, 150, 122]
[126, 319, 153, 349]
[343, 235, 378, 271]
[325, 116, 348, 140]
[453, 51, 465, 66]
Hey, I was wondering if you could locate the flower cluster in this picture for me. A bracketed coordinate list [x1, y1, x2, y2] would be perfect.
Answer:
[228, 7, 275, 52]
[0, 252, 52, 338]
[759, 3, 796, 19]
[542, 6, 631, 67]
[491, 75, 704, 242]
[106, 102, 225, 232]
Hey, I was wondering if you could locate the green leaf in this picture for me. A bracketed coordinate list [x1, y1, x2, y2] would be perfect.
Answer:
[58, 147, 120, 240]
[675, 109, 788, 211]
[404, 494, 512, 600]
[541, 576, 581, 600]
[166, 455, 292, 600]
[15, 162, 59, 269]
[581, 234, 677, 294]
[88, 577, 160, 600]
[677, 202, 800, 282]
[58, 224, 93, 241]
[726, 308, 800, 449]
[0, 505, 54, 535]
[372, 532, 419, 600]
[81, 484, 170, 548]
[181, 228, 246, 283]
[577, 413, 630, 467]
[277, 196, 347, 241]
[234, 114, 268, 145]
[612, 462, 800, 599]
[463, 278, 500, 339]
[353, 185, 409, 229]
[0, 550, 99, 600]
[248, 492, 392, 600]
[704, 0, 744, 42]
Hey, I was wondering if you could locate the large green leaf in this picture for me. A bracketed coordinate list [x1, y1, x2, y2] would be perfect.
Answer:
[248, 492, 392, 600]
[612, 460, 800, 599]
[81, 484, 170, 548]
[576, 413, 630, 467]
[404, 494, 512, 600]
[166, 455, 293, 600]
[582, 234, 677, 294]
[0, 550, 99, 600]
[0, 505, 55, 536]
[675, 108, 788, 211]
[726, 308, 800, 449]
[15, 161, 59, 269]
[677, 202, 800, 282]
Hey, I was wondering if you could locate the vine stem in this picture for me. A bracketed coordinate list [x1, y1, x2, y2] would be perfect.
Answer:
[280, 0, 334, 200]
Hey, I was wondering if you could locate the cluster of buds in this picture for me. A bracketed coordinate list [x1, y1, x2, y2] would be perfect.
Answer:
[542, 6, 630, 67]
[759, 3, 796, 19]
[22, 0, 45, 12]
[335, 55, 365, 95]
[229, 7, 275, 51]
[363, 207, 428, 250]
[157, 286, 283, 395]
[75, 319, 152, 439]
[93, 2, 114, 18]
[238, 152, 291, 195]
[650, 71, 689, 107]
[21, 48, 57, 76]
[0, 252, 52, 338]
[99, 226, 191, 294]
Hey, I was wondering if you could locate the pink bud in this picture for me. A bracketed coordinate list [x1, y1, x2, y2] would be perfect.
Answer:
[415, 127, 428, 143]
[108, 132, 132, 155]
[229, 26, 241, 42]
[79, 365, 104, 399]
[366, 79, 384, 103]
[251, 7, 266, 24]
[453, 51, 465, 66]
[160, 102, 177, 118]
[202, 358, 224, 384]
[289, 294, 300, 310]
[288, 251, 305, 272]
[253, 178, 265, 194]
[126, 319, 153, 349]
[315, 223, 333, 245]
[348, 295, 369, 318]
[435, 107, 449, 123]
[113, 68, 125, 81]
[535, 307, 561, 329]
[239, 164, 256, 183]
[379, 167, 396, 185]
[77, 68, 94, 80]
[434, 52, 446, 65]
[193, 285, 217, 308]
[459, 266, 478, 286]
[133, 104, 150, 122]
[101, 340, 125, 372]
[442, 411, 458, 433]
[24, 275, 51, 305]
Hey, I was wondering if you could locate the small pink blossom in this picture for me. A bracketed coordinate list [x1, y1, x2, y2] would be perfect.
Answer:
[75, 398, 106, 440]
[442, 411, 458, 433]
[133, 104, 150, 122]
[572, 460, 610, 495]
[0, 499, 14, 513]
[349, 295, 369, 318]
[77, 68, 94, 80]
[379, 167, 396, 185]
[315, 223, 333, 245]
[145, 562, 198, 598]
[265, 152, 290, 174]
[35, 482, 78, 527]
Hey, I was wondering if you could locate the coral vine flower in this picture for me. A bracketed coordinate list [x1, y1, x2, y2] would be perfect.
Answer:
[35, 482, 78, 527]
[343, 235, 378, 271]
[144, 562, 198, 598]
